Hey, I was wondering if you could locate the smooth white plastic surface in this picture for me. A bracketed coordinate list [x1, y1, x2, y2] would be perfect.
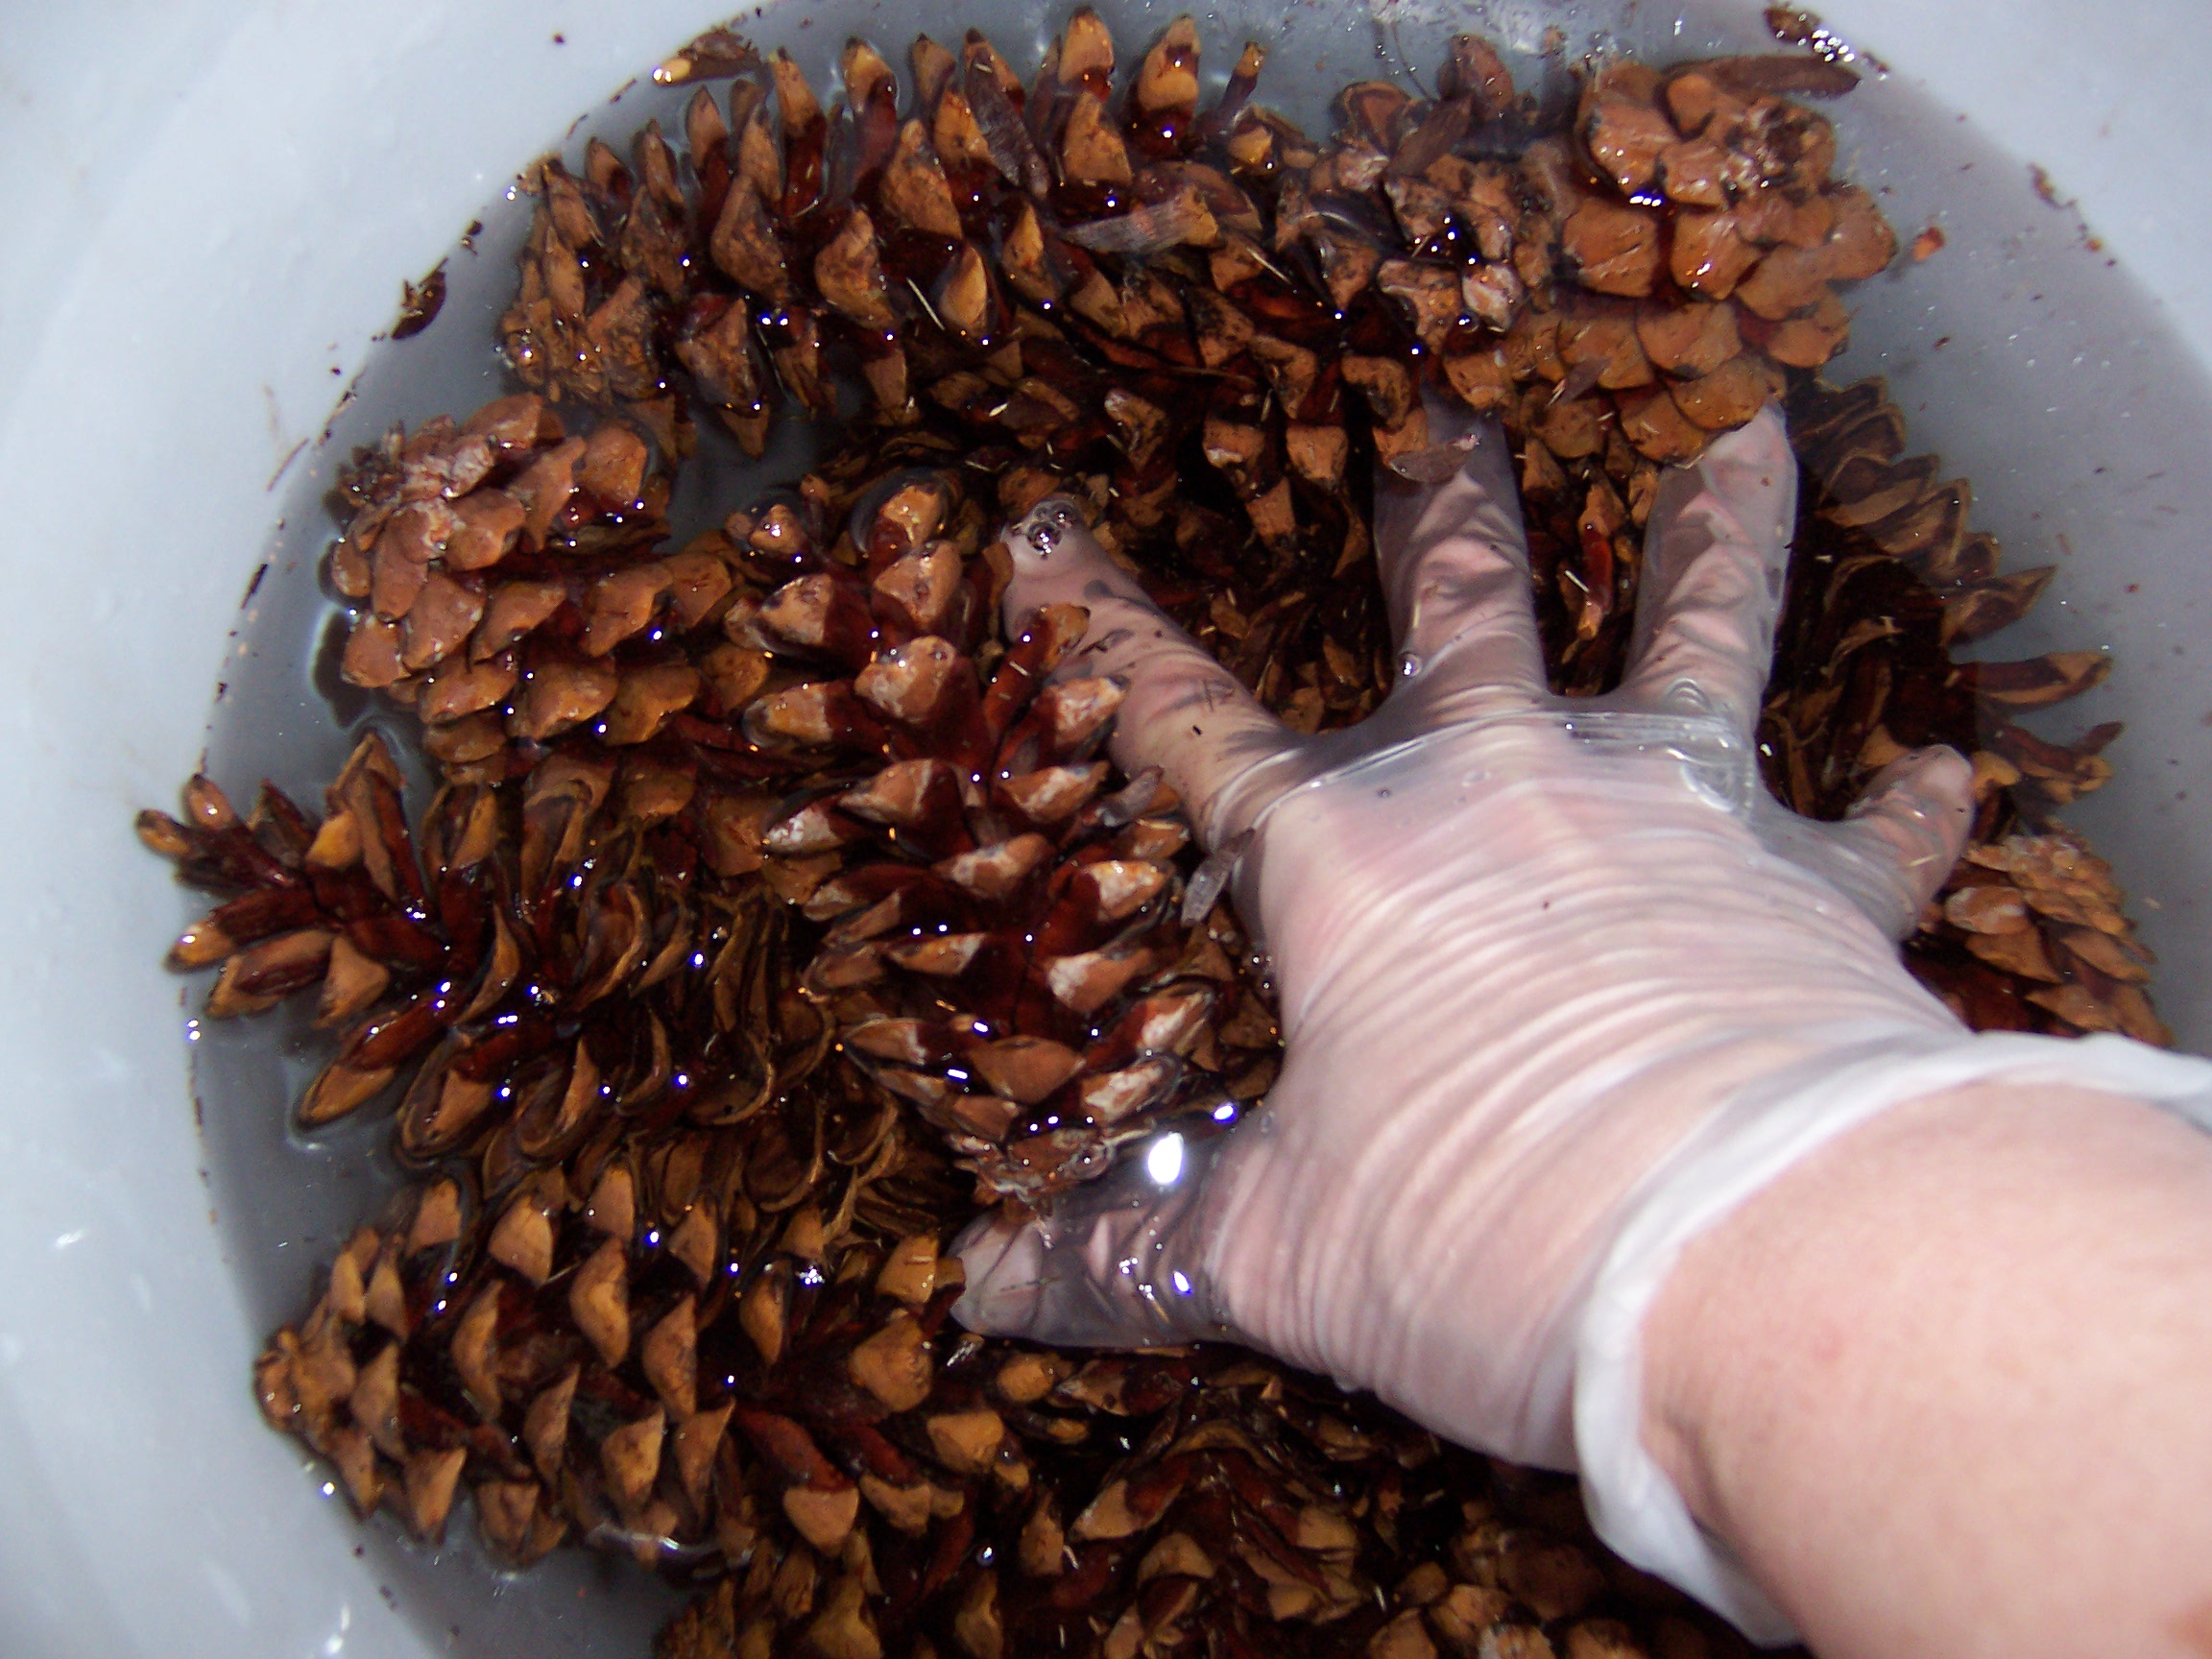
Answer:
[0, 3, 2206, 1654]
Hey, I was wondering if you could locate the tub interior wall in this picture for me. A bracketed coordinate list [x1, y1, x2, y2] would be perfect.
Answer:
[0, 3, 2206, 1657]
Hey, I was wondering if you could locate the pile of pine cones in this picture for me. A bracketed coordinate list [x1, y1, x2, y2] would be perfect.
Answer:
[139, 12, 2161, 1659]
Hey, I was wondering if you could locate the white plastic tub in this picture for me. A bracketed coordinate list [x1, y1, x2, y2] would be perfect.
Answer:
[0, 2, 2206, 1653]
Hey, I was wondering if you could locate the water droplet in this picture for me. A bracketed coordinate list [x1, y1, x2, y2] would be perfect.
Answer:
[1026, 521, 1060, 552]
[1398, 652, 1423, 678]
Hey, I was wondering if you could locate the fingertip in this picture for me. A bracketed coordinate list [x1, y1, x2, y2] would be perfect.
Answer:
[1000, 496, 1118, 627]
[1903, 742, 1974, 795]
[1683, 405, 1795, 524]
[1710, 399, 1789, 458]
[1815, 743, 1977, 937]
[1863, 744, 1976, 829]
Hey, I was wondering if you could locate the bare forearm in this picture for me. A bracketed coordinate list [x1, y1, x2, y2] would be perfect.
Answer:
[1641, 1082, 2212, 1659]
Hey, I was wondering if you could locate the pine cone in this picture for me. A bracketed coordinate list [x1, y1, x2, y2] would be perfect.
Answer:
[324, 391, 740, 786]
[704, 478, 1269, 1208]
[1752, 375, 2161, 1047]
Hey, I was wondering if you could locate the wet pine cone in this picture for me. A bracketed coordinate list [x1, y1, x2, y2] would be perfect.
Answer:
[137, 12, 2164, 1659]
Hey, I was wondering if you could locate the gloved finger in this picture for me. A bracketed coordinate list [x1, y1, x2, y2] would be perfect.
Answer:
[1616, 403, 1798, 736]
[1001, 497, 1303, 847]
[1749, 745, 1977, 939]
[952, 1121, 1232, 1348]
[1371, 399, 1549, 709]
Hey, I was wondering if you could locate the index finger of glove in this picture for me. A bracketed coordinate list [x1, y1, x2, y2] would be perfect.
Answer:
[1001, 498, 1303, 847]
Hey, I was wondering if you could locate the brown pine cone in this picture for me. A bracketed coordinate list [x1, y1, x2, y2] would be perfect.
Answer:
[732, 484, 1281, 1206]
[325, 392, 733, 785]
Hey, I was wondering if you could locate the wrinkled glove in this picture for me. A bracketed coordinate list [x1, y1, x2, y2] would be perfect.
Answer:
[950, 403, 2212, 1638]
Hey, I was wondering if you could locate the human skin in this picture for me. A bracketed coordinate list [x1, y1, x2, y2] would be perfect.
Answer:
[1641, 1079, 2212, 1659]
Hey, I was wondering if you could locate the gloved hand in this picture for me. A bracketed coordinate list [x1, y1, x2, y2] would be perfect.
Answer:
[952, 401, 2011, 1634]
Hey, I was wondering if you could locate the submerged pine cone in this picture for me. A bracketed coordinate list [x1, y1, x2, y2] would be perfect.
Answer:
[248, 1161, 990, 1574]
[502, 36, 972, 447]
[252, 1077, 1645, 1659]
[1919, 832, 2169, 1046]
[705, 469, 1281, 1208]
[500, 123, 714, 424]
[141, 742, 531, 1128]
[651, 1335, 1667, 1659]
[140, 730, 845, 1150]
[1768, 373, 2112, 820]
[326, 391, 740, 784]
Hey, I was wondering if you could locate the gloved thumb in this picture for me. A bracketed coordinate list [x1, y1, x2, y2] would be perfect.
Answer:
[953, 1117, 1241, 1347]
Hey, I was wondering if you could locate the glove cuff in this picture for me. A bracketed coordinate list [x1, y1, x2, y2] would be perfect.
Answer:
[1572, 1029, 2212, 1645]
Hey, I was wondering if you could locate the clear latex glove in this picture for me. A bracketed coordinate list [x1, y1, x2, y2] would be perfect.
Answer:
[952, 400, 2212, 1641]
[954, 403, 1980, 1597]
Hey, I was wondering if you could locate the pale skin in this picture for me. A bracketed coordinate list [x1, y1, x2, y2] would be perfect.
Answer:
[958, 402, 2212, 1657]
[1644, 1080, 2212, 1659]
